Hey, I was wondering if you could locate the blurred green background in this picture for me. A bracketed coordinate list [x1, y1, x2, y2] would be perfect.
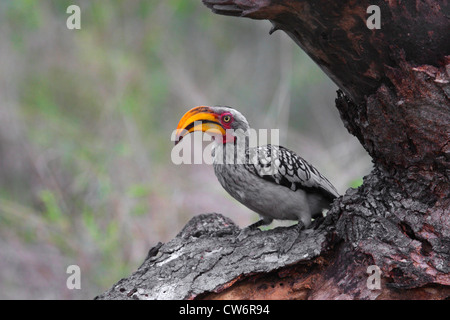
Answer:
[0, 0, 371, 299]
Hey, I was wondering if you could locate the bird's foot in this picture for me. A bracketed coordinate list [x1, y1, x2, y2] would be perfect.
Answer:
[233, 227, 260, 243]
[232, 219, 271, 243]
[280, 222, 304, 254]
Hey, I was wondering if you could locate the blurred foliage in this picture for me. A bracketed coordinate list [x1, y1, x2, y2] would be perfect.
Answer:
[0, 0, 371, 299]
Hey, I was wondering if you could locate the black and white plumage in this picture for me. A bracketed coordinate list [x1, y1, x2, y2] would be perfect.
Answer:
[244, 145, 339, 202]
[175, 105, 340, 232]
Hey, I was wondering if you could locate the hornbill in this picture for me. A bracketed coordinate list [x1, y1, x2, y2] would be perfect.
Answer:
[175, 106, 339, 246]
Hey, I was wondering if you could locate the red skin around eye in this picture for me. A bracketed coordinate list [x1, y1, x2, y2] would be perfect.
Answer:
[219, 113, 235, 143]
[220, 113, 233, 129]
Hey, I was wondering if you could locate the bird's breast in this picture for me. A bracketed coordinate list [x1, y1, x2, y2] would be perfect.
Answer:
[213, 163, 310, 221]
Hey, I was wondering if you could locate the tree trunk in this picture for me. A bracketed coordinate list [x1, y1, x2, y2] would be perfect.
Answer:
[96, 0, 449, 300]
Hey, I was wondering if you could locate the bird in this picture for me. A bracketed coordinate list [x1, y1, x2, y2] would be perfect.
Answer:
[174, 105, 339, 246]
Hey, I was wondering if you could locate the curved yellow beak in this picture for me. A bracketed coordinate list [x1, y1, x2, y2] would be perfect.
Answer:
[175, 106, 226, 145]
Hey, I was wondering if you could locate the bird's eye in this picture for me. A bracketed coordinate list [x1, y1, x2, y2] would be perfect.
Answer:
[222, 115, 231, 123]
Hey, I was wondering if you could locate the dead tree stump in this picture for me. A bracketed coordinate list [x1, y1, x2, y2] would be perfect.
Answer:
[96, 0, 449, 300]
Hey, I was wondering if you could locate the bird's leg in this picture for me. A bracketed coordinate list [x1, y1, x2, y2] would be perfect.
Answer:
[234, 217, 273, 243]
[280, 221, 305, 254]
[246, 218, 272, 230]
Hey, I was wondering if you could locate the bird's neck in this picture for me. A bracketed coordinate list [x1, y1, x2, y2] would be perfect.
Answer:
[212, 133, 249, 165]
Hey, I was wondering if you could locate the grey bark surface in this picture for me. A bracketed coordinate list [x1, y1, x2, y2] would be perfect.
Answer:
[95, 213, 336, 300]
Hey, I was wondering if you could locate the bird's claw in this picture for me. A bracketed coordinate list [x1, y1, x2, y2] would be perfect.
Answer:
[232, 226, 260, 243]
[232, 218, 271, 243]
[279, 222, 304, 255]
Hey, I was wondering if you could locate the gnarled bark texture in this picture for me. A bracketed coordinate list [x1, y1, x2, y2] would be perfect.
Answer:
[96, 0, 449, 300]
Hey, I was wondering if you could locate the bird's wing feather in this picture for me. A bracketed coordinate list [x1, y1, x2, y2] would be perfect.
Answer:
[244, 145, 339, 201]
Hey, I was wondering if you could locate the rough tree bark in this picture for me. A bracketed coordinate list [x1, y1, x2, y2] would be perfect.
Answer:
[96, 0, 450, 300]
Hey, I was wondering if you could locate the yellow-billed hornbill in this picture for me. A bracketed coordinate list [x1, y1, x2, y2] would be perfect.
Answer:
[175, 106, 339, 241]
